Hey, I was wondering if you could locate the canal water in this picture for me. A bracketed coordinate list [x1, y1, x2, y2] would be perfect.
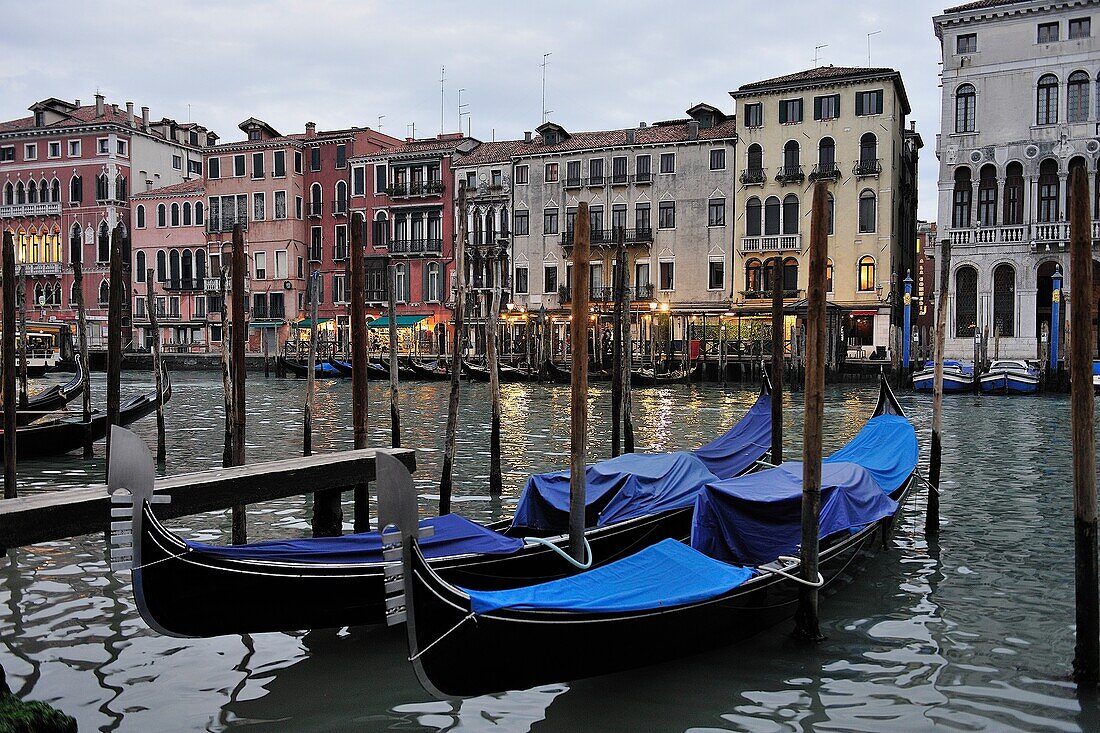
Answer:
[1, 371, 1098, 732]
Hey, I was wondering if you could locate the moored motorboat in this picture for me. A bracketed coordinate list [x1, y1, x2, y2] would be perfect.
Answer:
[979, 359, 1039, 395]
[911, 359, 973, 393]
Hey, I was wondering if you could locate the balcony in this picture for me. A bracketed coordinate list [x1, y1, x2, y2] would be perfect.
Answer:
[740, 234, 802, 253]
[469, 233, 507, 246]
[203, 276, 251, 292]
[562, 228, 654, 248]
[809, 162, 841, 182]
[853, 158, 882, 177]
[740, 289, 803, 301]
[564, 177, 583, 189]
[309, 201, 323, 218]
[946, 221, 1100, 251]
[206, 215, 248, 234]
[163, 278, 205, 292]
[775, 166, 804, 185]
[18, 262, 62, 276]
[739, 169, 766, 186]
[332, 199, 348, 216]
[585, 176, 605, 187]
[385, 180, 445, 198]
[0, 202, 62, 218]
[632, 172, 653, 185]
[389, 239, 443, 255]
[558, 283, 656, 303]
[610, 173, 629, 186]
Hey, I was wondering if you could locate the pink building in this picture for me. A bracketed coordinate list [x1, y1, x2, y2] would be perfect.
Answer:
[0, 95, 214, 347]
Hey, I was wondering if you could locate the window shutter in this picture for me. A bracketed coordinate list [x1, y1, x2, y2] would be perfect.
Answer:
[875, 91, 883, 114]
[814, 97, 822, 120]
[855, 93, 863, 116]
[834, 95, 841, 117]
[779, 102, 787, 124]
[796, 99, 803, 122]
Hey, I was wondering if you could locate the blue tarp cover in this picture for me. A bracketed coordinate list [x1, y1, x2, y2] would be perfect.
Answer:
[184, 513, 523, 564]
[511, 452, 718, 531]
[462, 538, 754, 615]
[691, 393, 772, 479]
[690, 461, 899, 566]
[823, 414, 918, 494]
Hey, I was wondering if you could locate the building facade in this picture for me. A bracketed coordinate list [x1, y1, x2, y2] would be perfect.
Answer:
[0, 94, 214, 346]
[731, 67, 921, 361]
[934, 0, 1100, 361]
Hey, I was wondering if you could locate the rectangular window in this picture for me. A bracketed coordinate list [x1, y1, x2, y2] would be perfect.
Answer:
[779, 98, 804, 124]
[658, 201, 675, 229]
[23, 144, 37, 161]
[172, 154, 182, 170]
[310, 147, 321, 171]
[491, 169, 502, 188]
[1070, 17, 1090, 39]
[208, 157, 220, 179]
[336, 144, 347, 168]
[253, 192, 265, 221]
[1038, 21, 1059, 43]
[708, 198, 725, 227]
[294, 151, 302, 173]
[48, 141, 61, 158]
[659, 261, 675, 291]
[814, 94, 841, 120]
[252, 152, 264, 178]
[545, 162, 558, 182]
[275, 250, 288, 279]
[708, 260, 724, 290]
[709, 149, 726, 170]
[514, 266, 529, 294]
[295, 196, 303, 219]
[515, 164, 529, 184]
[544, 265, 557, 294]
[117, 140, 127, 156]
[334, 224, 348, 260]
[744, 103, 763, 127]
[98, 138, 109, 154]
[375, 164, 387, 193]
[636, 154, 651, 181]
[0, 147, 12, 162]
[590, 158, 605, 183]
[353, 166, 365, 195]
[254, 251, 267, 279]
[67, 140, 80, 157]
[544, 207, 559, 234]
[957, 33, 977, 53]
[274, 191, 287, 219]
[188, 160, 202, 175]
[514, 210, 529, 235]
[855, 90, 884, 116]
[333, 274, 347, 303]
[611, 156, 627, 183]
[566, 160, 581, 185]
[659, 153, 675, 174]
[310, 226, 323, 261]
[233, 154, 245, 177]
[274, 150, 286, 177]
[635, 202, 651, 232]
[635, 262, 650, 289]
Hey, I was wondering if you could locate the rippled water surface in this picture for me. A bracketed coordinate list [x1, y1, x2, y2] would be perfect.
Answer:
[2, 370, 1098, 732]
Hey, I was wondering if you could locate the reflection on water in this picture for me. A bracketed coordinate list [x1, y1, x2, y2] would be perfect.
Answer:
[2, 372, 1099, 732]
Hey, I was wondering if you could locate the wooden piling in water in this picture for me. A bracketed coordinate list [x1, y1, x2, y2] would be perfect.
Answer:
[350, 214, 369, 532]
[219, 266, 233, 470]
[440, 183, 468, 515]
[569, 203, 591, 564]
[794, 181, 828, 642]
[304, 271, 318, 458]
[771, 254, 784, 465]
[104, 223, 124, 470]
[229, 224, 247, 544]
[146, 269, 166, 463]
[1069, 166, 1098, 686]
[72, 263, 92, 457]
[3, 230, 17, 499]
[488, 267, 502, 497]
[388, 257, 401, 449]
[927, 239, 952, 536]
[622, 268, 635, 453]
[17, 267, 27, 408]
[611, 234, 625, 458]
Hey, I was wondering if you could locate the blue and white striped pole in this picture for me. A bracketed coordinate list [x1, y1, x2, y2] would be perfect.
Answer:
[1051, 264, 1062, 374]
[902, 269, 913, 371]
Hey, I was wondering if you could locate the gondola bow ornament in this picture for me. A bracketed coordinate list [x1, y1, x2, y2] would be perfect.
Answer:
[376, 450, 433, 626]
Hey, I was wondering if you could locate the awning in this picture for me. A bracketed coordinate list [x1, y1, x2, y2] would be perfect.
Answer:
[249, 321, 283, 330]
[368, 315, 429, 329]
[294, 318, 333, 329]
[848, 310, 878, 317]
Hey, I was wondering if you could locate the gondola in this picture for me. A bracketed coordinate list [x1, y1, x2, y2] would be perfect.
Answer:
[911, 359, 973, 393]
[11, 352, 86, 426]
[328, 358, 392, 380]
[462, 360, 535, 383]
[631, 363, 700, 386]
[379, 357, 421, 381]
[409, 359, 452, 381]
[544, 360, 614, 384]
[4, 364, 170, 460]
[114, 376, 774, 638]
[401, 374, 918, 698]
[279, 356, 343, 379]
[979, 359, 1040, 395]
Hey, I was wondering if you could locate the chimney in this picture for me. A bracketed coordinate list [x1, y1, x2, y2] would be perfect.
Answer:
[141, 106, 150, 131]
[910, 121, 917, 131]
[626, 129, 636, 145]
[95, 93, 104, 117]
[111, 103, 118, 115]
[126, 102, 134, 126]
[524, 130, 533, 144]
[305, 121, 317, 137]
[687, 121, 699, 140]
[74, 98, 80, 107]
[639, 121, 647, 128]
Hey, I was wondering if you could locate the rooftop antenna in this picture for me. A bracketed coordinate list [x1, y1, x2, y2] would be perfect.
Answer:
[439, 66, 446, 136]
[377, 115, 385, 132]
[407, 123, 416, 139]
[867, 30, 881, 66]
[187, 103, 191, 122]
[814, 44, 829, 67]
[457, 88, 469, 135]
[541, 52, 553, 124]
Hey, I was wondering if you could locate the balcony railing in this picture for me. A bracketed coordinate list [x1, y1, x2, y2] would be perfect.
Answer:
[206, 215, 248, 234]
[0, 202, 62, 218]
[853, 158, 882, 177]
[562, 228, 654, 247]
[309, 201, 323, 218]
[739, 169, 766, 186]
[809, 162, 841, 181]
[203, 276, 251, 292]
[17, 262, 62, 276]
[632, 172, 653, 185]
[564, 177, 583, 189]
[775, 166, 805, 185]
[309, 246, 323, 262]
[559, 283, 656, 303]
[610, 173, 629, 185]
[332, 199, 347, 216]
[385, 180, 445, 198]
[469, 233, 507, 245]
[389, 239, 443, 254]
[739, 289, 803, 300]
[163, 278, 205, 291]
[739, 234, 802, 252]
[585, 176, 605, 187]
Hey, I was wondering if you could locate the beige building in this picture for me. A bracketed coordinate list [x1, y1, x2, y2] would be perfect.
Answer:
[730, 66, 921, 360]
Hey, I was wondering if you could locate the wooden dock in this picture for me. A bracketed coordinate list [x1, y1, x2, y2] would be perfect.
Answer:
[0, 447, 416, 550]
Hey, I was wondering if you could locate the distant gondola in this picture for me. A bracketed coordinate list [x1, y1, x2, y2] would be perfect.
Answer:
[544, 360, 614, 384]
[3, 364, 170, 460]
[631, 363, 700, 386]
[462, 361, 534, 383]
[409, 359, 452, 381]
[11, 353, 86, 426]
[379, 357, 421, 381]
[278, 357, 343, 378]
[402, 374, 917, 698]
[327, 358, 390, 379]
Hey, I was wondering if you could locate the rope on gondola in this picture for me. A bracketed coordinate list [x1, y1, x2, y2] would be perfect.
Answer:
[768, 556, 824, 587]
[523, 535, 592, 569]
[409, 612, 476, 662]
[125, 547, 193, 572]
[912, 470, 937, 493]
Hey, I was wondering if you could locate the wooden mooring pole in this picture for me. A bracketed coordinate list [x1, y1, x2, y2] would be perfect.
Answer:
[611, 233, 624, 458]
[569, 203, 591, 563]
[1069, 166, 1098, 686]
[771, 254, 784, 464]
[72, 262, 92, 457]
[220, 266, 232, 469]
[305, 271, 318, 457]
[146, 269, 166, 463]
[350, 214, 369, 531]
[621, 261, 635, 453]
[794, 181, 828, 642]
[927, 239, 952, 536]
[17, 267, 27, 408]
[488, 262, 502, 496]
[3, 230, 17, 498]
[229, 224, 247, 544]
[440, 182, 467, 515]
[105, 223, 124, 470]
[388, 257, 401, 448]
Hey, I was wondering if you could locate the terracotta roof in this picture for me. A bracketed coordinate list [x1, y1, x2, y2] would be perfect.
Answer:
[943, 0, 1031, 13]
[381, 136, 476, 156]
[131, 179, 205, 199]
[736, 66, 898, 93]
[0, 103, 142, 134]
[511, 119, 737, 157]
[455, 139, 528, 167]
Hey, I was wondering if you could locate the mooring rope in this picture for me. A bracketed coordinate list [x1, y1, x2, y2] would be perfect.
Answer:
[523, 535, 592, 569]
[408, 612, 476, 662]
[769, 556, 825, 587]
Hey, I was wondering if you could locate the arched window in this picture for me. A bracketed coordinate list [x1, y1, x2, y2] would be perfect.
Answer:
[1038, 158, 1059, 222]
[169, 249, 180, 286]
[826, 258, 834, 292]
[956, 84, 976, 132]
[826, 192, 835, 235]
[1068, 71, 1090, 122]
[33, 283, 44, 307]
[98, 280, 110, 306]
[157, 203, 166, 227]
[858, 255, 876, 292]
[195, 201, 204, 225]
[764, 196, 780, 235]
[14, 181, 24, 205]
[170, 203, 180, 227]
[183, 202, 192, 226]
[782, 140, 800, 173]
[196, 250, 207, 281]
[977, 164, 998, 226]
[70, 282, 79, 305]
[310, 182, 322, 216]
[69, 175, 82, 203]
[335, 180, 347, 212]
[746, 197, 762, 237]
[26, 181, 37, 204]
[952, 167, 972, 228]
[745, 258, 762, 292]
[156, 250, 167, 282]
[747, 143, 763, 172]
[37, 180, 47, 203]
[425, 261, 441, 302]
[858, 190, 877, 233]
[97, 222, 110, 263]
[501, 205, 510, 235]
[2, 182, 11, 206]
[782, 194, 799, 235]
[859, 133, 878, 167]
[394, 262, 409, 302]
[95, 173, 109, 201]
[50, 178, 60, 202]
[136, 204, 146, 229]
[1004, 162, 1024, 225]
[115, 175, 127, 201]
[182, 249, 194, 285]
[818, 137, 835, 172]
[782, 257, 798, 292]
[1037, 74, 1059, 125]
[954, 265, 978, 337]
[136, 250, 147, 282]
[69, 224, 82, 264]
[992, 263, 1016, 337]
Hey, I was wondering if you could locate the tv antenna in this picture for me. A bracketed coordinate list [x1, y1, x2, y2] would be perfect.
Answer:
[867, 30, 881, 66]
[439, 66, 446, 136]
[814, 44, 828, 67]
[377, 115, 385, 132]
[541, 52, 553, 123]
[457, 88, 469, 135]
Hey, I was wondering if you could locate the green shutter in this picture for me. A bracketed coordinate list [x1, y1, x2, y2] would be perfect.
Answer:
[855, 92, 864, 116]
[779, 101, 787, 124]
[814, 97, 822, 120]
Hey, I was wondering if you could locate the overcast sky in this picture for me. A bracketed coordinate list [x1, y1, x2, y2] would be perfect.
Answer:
[0, 0, 948, 219]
